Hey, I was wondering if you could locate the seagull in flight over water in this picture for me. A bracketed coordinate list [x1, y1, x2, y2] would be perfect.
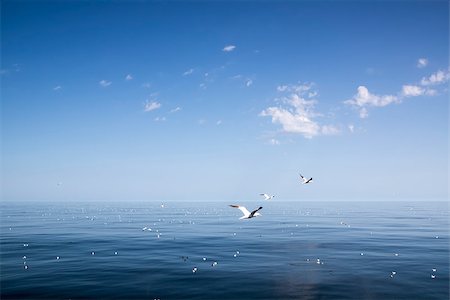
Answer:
[260, 193, 275, 200]
[299, 173, 313, 184]
[229, 205, 263, 219]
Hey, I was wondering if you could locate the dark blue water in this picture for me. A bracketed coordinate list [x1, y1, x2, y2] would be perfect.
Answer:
[1, 201, 448, 299]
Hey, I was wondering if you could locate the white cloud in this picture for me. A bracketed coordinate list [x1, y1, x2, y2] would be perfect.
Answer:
[142, 83, 151, 88]
[344, 86, 400, 118]
[308, 91, 318, 98]
[276, 82, 314, 94]
[125, 74, 133, 81]
[53, 85, 62, 91]
[424, 89, 438, 96]
[169, 107, 182, 113]
[222, 45, 236, 52]
[359, 107, 369, 119]
[402, 85, 425, 97]
[420, 70, 450, 86]
[99, 80, 112, 87]
[345, 68, 447, 118]
[277, 85, 288, 92]
[154, 117, 166, 122]
[260, 83, 337, 139]
[260, 106, 320, 138]
[321, 125, 340, 135]
[348, 124, 355, 133]
[216, 120, 222, 125]
[199, 83, 207, 90]
[198, 119, 206, 125]
[144, 101, 161, 112]
[183, 69, 194, 76]
[417, 58, 428, 68]
[345, 86, 399, 107]
[246, 79, 253, 87]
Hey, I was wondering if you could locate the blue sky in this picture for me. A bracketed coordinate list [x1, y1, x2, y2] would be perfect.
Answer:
[1, 0, 448, 202]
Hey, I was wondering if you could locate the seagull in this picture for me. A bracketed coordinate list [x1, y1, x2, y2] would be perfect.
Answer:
[299, 173, 313, 184]
[260, 193, 275, 200]
[229, 205, 263, 219]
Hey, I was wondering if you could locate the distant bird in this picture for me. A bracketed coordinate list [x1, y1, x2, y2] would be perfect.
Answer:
[299, 173, 313, 184]
[260, 193, 275, 200]
[229, 205, 263, 219]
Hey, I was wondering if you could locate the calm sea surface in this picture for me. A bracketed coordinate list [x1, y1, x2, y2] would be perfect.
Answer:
[1, 201, 448, 299]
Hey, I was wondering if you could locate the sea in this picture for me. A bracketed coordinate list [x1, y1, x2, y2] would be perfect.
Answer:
[1, 201, 448, 300]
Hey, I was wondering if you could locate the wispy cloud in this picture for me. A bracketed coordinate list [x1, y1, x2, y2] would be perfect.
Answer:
[99, 80, 112, 87]
[348, 124, 355, 133]
[53, 85, 62, 91]
[198, 64, 228, 90]
[420, 69, 450, 86]
[183, 68, 194, 76]
[216, 120, 222, 125]
[260, 83, 339, 139]
[154, 116, 166, 122]
[366, 67, 376, 75]
[144, 100, 161, 112]
[222, 45, 236, 52]
[359, 107, 369, 119]
[276, 85, 288, 92]
[417, 58, 428, 68]
[169, 107, 182, 113]
[402, 85, 424, 97]
[321, 125, 340, 136]
[276, 82, 314, 93]
[1, 64, 21, 75]
[125, 74, 133, 81]
[142, 82, 151, 89]
[232, 74, 253, 87]
[269, 138, 280, 145]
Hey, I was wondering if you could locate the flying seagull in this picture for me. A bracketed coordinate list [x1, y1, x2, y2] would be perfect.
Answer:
[299, 173, 313, 184]
[229, 205, 263, 219]
[260, 193, 275, 200]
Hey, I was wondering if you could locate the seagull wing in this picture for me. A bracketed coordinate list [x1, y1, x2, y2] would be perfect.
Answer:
[299, 174, 307, 183]
[260, 193, 269, 200]
[229, 205, 251, 217]
[250, 207, 263, 218]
